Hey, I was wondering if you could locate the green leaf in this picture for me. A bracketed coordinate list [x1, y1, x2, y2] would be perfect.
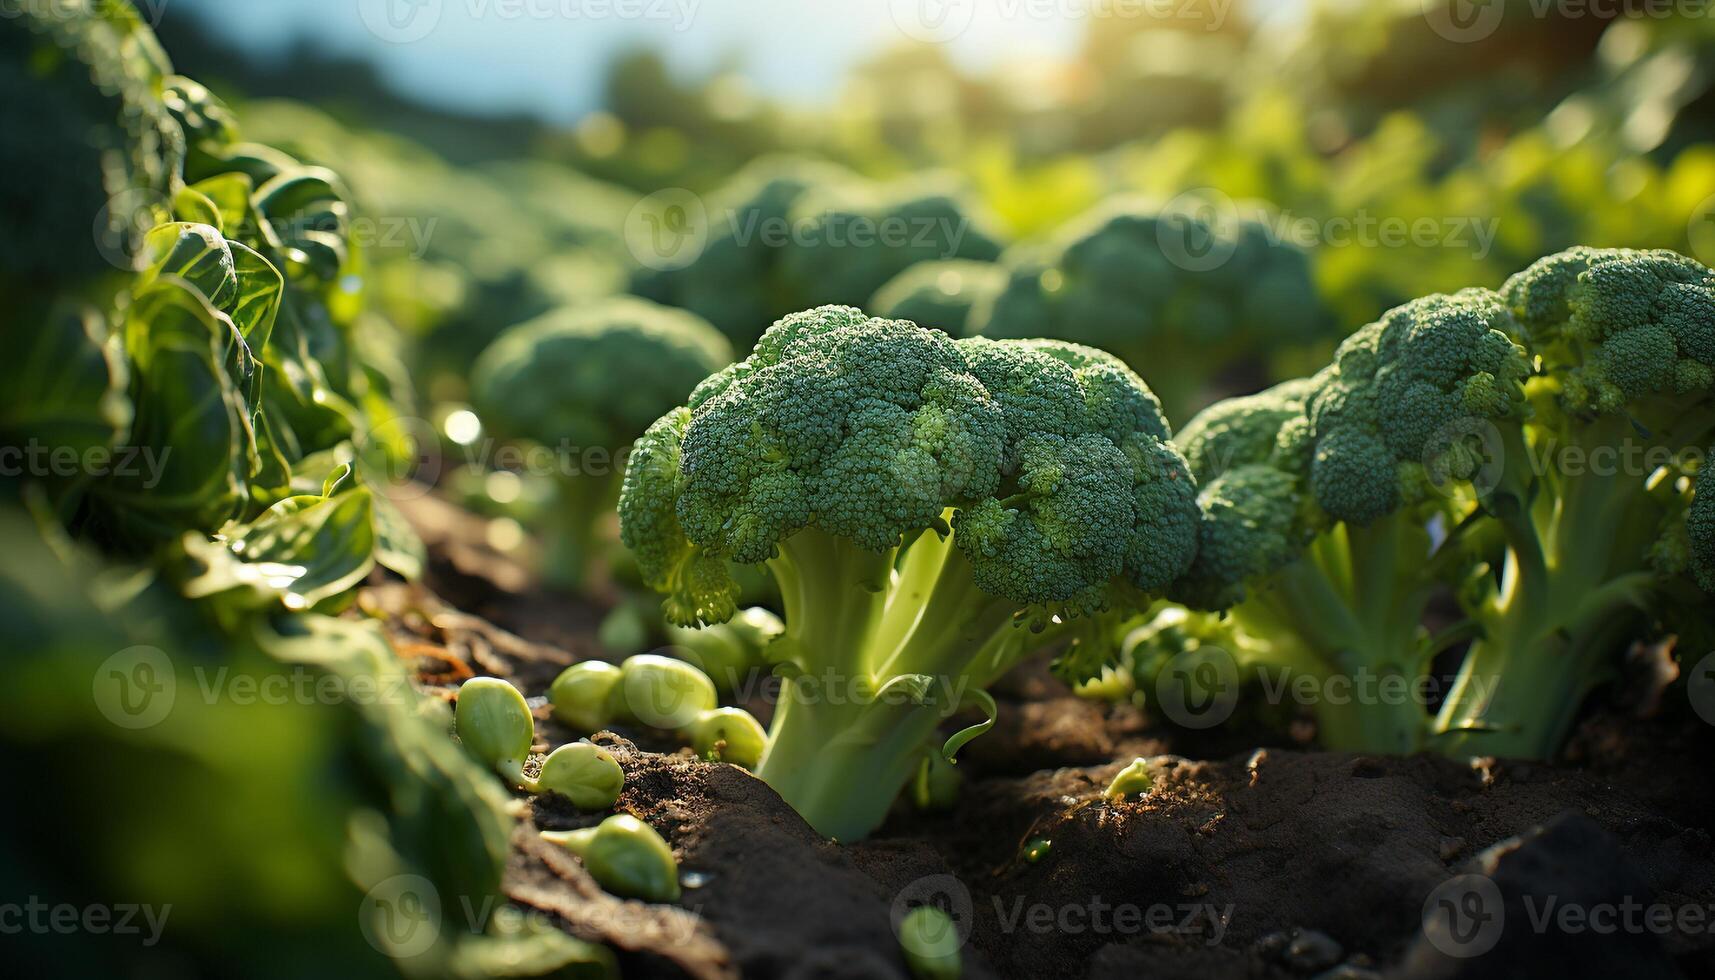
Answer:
[0, 304, 131, 476]
[940, 689, 997, 763]
[179, 481, 377, 612]
[97, 278, 257, 541]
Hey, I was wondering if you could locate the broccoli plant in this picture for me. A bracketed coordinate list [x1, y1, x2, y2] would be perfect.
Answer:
[471, 297, 732, 590]
[1432, 248, 1715, 758]
[619, 306, 1200, 839]
[1150, 288, 1531, 752]
[971, 198, 1334, 424]
[632, 160, 1002, 352]
[868, 259, 1008, 335]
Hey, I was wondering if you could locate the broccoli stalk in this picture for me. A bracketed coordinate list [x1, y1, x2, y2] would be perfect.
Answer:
[620, 308, 1199, 840]
[1431, 249, 1715, 757]
[1213, 518, 1454, 753]
[542, 471, 621, 592]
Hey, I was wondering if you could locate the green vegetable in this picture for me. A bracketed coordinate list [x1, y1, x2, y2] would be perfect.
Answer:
[542, 815, 681, 903]
[620, 306, 1200, 840]
[971, 198, 1334, 424]
[898, 906, 963, 980]
[1431, 248, 1715, 758]
[687, 707, 767, 769]
[1105, 759, 1154, 801]
[633, 159, 1002, 352]
[470, 297, 732, 592]
[666, 605, 783, 691]
[1141, 288, 1533, 753]
[1109, 247, 1715, 760]
[549, 661, 624, 733]
[536, 742, 625, 810]
[455, 678, 536, 788]
[611, 654, 718, 731]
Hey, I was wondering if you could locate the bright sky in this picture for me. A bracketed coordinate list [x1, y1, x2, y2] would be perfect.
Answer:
[171, 0, 1304, 122]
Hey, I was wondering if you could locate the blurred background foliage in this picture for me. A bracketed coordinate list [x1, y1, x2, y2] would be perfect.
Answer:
[141, 0, 1715, 613]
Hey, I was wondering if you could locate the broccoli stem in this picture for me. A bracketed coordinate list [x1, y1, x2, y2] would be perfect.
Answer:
[1432, 414, 1661, 758]
[753, 523, 1027, 840]
[1231, 517, 1439, 753]
[544, 473, 620, 591]
[763, 527, 893, 680]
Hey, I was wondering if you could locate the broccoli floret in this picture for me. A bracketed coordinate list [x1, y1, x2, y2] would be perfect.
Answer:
[868, 259, 1008, 336]
[1501, 247, 1715, 415]
[472, 297, 731, 591]
[1432, 249, 1715, 759]
[619, 306, 1198, 839]
[970, 198, 1336, 424]
[1303, 288, 1533, 523]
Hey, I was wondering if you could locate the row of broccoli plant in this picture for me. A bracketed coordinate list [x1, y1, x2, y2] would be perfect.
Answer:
[3, 6, 616, 976]
[613, 248, 1713, 841]
[1103, 247, 1715, 759]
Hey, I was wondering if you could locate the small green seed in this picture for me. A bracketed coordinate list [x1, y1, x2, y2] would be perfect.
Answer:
[536, 742, 625, 810]
[1021, 836, 1052, 863]
[613, 654, 717, 731]
[543, 814, 680, 903]
[455, 677, 535, 788]
[549, 661, 623, 733]
[1105, 758, 1153, 801]
[687, 707, 767, 769]
[898, 906, 962, 980]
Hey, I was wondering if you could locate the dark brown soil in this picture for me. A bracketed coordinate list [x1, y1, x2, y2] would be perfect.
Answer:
[374, 495, 1715, 980]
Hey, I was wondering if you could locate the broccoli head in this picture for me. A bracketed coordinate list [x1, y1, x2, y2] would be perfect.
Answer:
[632, 156, 856, 351]
[633, 161, 1003, 354]
[971, 199, 1335, 424]
[620, 306, 1198, 839]
[473, 297, 731, 591]
[1501, 247, 1715, 415]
